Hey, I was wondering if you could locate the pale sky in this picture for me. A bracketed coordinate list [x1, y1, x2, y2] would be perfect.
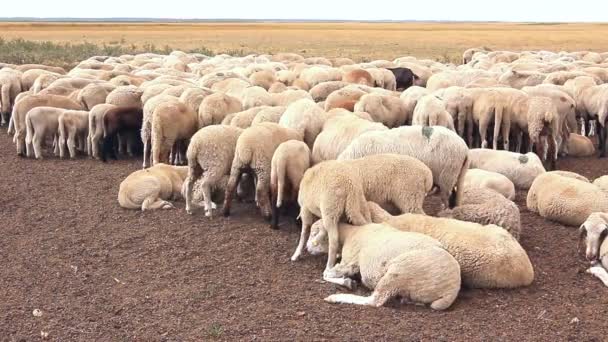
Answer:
[4, 0, 608, 22]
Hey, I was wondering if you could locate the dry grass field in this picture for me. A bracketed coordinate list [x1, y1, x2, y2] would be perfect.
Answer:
[2, 21, 608, 63]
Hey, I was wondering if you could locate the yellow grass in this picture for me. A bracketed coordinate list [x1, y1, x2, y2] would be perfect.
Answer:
[2, 22, 608, 62]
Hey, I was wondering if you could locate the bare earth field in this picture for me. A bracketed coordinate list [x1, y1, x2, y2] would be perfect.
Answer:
[2, 129, 608, 340]
[3, 22, 608, 61]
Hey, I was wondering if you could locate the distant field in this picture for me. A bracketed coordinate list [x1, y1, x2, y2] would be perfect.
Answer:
[2, 22, 608, 63]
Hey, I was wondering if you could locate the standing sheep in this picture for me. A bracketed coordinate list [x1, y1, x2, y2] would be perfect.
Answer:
[270, 140, 311, 229]
[354, 93, 408, 128]
[151, 100, 198, 165]
[222, 122, 303, 219]
[198, 93, 243, 127]
[279, 99, 327, 149]
[412, 95, 456, 131]
[338, 126, 469, 208]
[88, 103, 116, 159]
[184, 125, 243, 217]
[307, 222, 461, 310]
[57, 110, 89, 159]
[24, 106, 64, 159]
[292, 154, 433, 276]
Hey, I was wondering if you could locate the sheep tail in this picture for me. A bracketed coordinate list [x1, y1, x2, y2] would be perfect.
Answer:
[76, 89, 88, 110]
[0, 84, 10, 115]
[493, 105, 503, 149]
[450, 155, 469, 208]
[25, 111, 34, 147]
[151, 114, 163, 165]
[272, 160, 287, 208]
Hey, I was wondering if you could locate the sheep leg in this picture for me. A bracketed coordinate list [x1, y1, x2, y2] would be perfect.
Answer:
[184, 165, 202, 215]
[598, 125, 607, 158]
[32, 131, 44, 159]
[201, 180, 215, 217]
[587, 266, 608, 287]
[142, 196, 175, 211]
[478, 116, 489, 149]
[222, 166, 243, 217]
[142, 138, 149, 168]
[325, 293, 377, 306]
[67, 132, 77, 159]
[291, 207, 314, 261]
[325, 262, 359, 278]
[7, 115, 14, 135]
[321, 214, 341, 274]
[255, 169, 272, 220]
[270, 187, 281, 230]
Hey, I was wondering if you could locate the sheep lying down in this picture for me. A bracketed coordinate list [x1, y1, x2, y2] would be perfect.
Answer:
[579, 213, 608, 287]
[306, 221, 461, 310]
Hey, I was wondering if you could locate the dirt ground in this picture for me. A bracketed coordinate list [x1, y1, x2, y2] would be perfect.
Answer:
[1, 131, 608, 341]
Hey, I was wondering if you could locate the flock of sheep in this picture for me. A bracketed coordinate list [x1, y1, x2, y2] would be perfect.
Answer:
[2, 46, 608, 310]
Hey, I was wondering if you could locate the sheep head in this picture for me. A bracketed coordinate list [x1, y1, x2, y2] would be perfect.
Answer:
[579, 213, 608, 263]
[305, 220, 329, 255]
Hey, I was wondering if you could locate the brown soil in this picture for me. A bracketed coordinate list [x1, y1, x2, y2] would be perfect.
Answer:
[2, 131, 608, 341]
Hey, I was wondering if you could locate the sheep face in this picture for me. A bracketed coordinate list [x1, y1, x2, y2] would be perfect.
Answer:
[580, 215, 608, 262]
[306, 221, 329, 255]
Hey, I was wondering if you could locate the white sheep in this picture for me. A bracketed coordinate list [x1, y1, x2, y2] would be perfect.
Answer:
[222, 122, 303, 219]
[270, 140, 311, 229]
[527, 171, 608, 226]
[412, 94, 456, 131]
[353, 93, 408, 128]
[399, 86, 430, 126]
[24, 106, 64, 159]
[184, 125, 243, 217]
[438, 187, 521, 239]
[57, 110, 89, 159]
[463, 168, 516, 200]
[87, 103, 116, 159]
[279, 99, 327, 149]
[338, 125, 469, 208]
[118, 163, 188, 211]
[306, 222, 461, 310]
[579, 213, 608, 287]
[468, 149, 546, 189]
[367, 201, 534, 289]
[292, 154, 433, 276]
[593, 176, 608, 192]
[151, 100, 198, 165]
[198, 92, 243, 127]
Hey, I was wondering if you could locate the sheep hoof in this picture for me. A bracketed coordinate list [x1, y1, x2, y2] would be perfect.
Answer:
[205, 210, 213, 218]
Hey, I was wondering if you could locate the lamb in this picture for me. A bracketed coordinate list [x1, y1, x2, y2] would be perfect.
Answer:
[438, 187, 521, 239]
[222, 122, 303, 219]
[12, 94, 83, 156]
[24, 106, 64, 159]
[353, 93, 408, 128]
[311, 114, 388, 164]
[118, 163, 188, 211]
[279, 99, 327, 149]
[468, 149, 546, 189]
[411, 94, 456, 131]
[462, 168, 515, 200]
[57, 110, 89, 158]
[566, 133, 595, 157]
[579, 213, 608, 287]
[291, 154, 433, 275]
[184, 125, 243, 217]
[306, 222, 461, 310]
[151, 100, 198, 165]
[270, 140, 311, 229]
[367, 201, 534, 289]
[141, 94, 179, 168]
[338, 126, 469, 208]
[527, 171, 608, 226]
[198, 93, 243, 127]
[87, 103, 116, 158]
[399, 86, 430, 126]
[0, 68, 23, 126]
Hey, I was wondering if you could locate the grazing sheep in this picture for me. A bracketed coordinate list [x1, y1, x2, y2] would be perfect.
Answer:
[307, 222, 461, 310]
[270, 140, 311, 229]
[101, 106, 143, 162]
[141, 94, 179, 168]
[463, 168, 515, 200]
[279, 99, 327, 149]
[342, 69, 374, 86]
[324, 87, 367, 112]
[151, 100, 198, 165]
[386, 67, 418, 90]
[412, 94, 455, 131]
[222, 123, 303, 219]
[77, 82, 115, 110]
[309, 81, 350, 102]
[527, 171, 608, 226]
[198, 93, 243, 127]
[24, 106, 64, 159]
[292, 154, 433, 275]
[354, 93, 408, 128]
[12, 94, 83, 156]
[251, 106, 286, 125]
[268, 82, 288, 93]
[249, 70, 276, 90]
[87, 103, 116, 158]
[270, 89, 312, 106]
[311, 114, 388, 164]
[525, 97, 560, 170]
[566, 133, 595, 157]
[368, 201, 534, 289]
[184, 125, 243, 217]
[468, 149, 546, 189]
[118, 163, 188, 211]
[240, 86, 273, 109]
[105, 85, 144, 109]
[0, 69, 23, 125]
[438, 187, 521, 239]
[57, 110, 89, 158]
[338, 126, 469, 208]
[400, 86, 430, 125]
